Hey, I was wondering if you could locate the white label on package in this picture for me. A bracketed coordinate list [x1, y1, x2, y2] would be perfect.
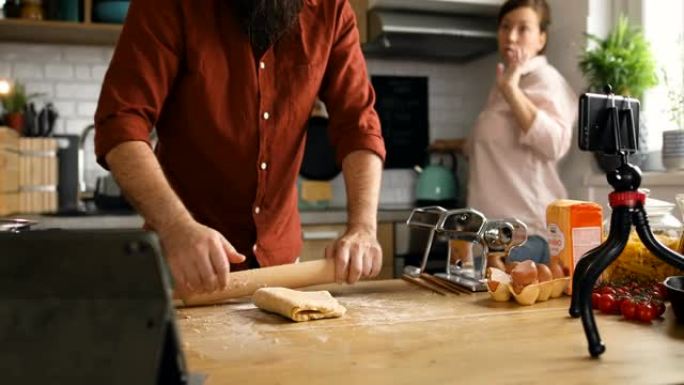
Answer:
[547, 223, 564, 256]
[571, 227, 602, 267]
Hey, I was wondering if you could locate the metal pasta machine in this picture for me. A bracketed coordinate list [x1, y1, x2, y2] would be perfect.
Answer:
[404, 206, 528, 292]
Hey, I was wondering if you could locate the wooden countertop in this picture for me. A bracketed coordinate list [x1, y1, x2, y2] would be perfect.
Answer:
[177, 280, 684, 385]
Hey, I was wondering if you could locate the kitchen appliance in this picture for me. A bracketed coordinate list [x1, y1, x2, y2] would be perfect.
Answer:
[371, 75, 428, 169]
[364, 0, 499, 61]
[415, 150, 459, 208]
[0, 229, 202, 385]
[404, 206, 527, 292]
[54, 134, 81, 213]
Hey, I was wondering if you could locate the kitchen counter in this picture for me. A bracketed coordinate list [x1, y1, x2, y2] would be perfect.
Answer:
[13, 209, 413, 230]
[178, 280, 684, 385]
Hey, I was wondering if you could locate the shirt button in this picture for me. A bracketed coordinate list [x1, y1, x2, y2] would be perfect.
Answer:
[263, 112, 270, 120]
[260, 162, 268, 170]
[259, 61, 266, 70]
[254, 206, 261, 214]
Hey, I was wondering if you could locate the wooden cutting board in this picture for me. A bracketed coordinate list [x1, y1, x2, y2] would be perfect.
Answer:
[177, 280, 684, 385]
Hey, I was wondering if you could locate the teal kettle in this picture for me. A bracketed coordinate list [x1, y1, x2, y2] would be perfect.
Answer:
[415, 150, 459, 208]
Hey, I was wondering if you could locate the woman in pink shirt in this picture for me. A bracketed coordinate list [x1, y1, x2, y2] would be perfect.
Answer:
[435, 0, 577, 265]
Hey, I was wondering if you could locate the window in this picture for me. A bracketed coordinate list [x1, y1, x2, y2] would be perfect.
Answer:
[629, 0, 684, 153]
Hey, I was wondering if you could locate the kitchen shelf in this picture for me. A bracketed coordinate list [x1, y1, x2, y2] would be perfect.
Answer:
[0, 18, 121, 46]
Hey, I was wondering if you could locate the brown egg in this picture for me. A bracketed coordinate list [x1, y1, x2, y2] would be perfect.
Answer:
[537, 264, 553, 282]
[505, 261, 520, 274]
[549, 261, 565, 279]
[510, 260, 538, 294]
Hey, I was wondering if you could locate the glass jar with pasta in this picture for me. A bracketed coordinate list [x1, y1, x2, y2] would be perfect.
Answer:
[603, 199, 684, 283]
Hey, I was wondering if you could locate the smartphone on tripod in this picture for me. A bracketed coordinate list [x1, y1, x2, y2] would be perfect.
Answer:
[578, 92, 640, 154]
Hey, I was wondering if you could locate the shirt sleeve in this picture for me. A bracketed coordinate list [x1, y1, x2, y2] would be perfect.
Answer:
[318, 1, 386, 165]
[94, 0, 183, 169]
[518, 69, 577, 162]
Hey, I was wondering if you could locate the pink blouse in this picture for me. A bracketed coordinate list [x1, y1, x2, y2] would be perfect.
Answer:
[466, 55, 577, 237]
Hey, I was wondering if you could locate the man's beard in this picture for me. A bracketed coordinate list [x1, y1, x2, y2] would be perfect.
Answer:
[234, 0, 305, 54]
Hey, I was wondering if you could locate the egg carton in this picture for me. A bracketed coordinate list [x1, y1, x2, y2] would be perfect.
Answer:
[486, 267, 570, 306]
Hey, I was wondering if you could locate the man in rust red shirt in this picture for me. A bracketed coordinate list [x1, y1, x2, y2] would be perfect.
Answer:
[94, 0, 386, 297]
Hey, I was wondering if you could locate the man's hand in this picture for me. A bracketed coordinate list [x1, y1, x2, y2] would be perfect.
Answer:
[158, 218, 246, 298]
[325, 225, 382, 284]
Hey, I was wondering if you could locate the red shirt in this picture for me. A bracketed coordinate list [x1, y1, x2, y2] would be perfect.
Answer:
[95, 0, 385, 269]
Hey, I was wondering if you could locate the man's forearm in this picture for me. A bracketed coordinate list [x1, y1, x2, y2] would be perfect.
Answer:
[341, 150, 382, 232]
[105, 141, 193, 232]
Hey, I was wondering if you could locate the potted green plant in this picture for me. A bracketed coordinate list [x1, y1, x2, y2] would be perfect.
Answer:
[1, 82, 31, 134]
[579, 16, 659, 171]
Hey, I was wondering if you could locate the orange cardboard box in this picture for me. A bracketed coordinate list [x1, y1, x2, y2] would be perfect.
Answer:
[546, 200, 603, 294]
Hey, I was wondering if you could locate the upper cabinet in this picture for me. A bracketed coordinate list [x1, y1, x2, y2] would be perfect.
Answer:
[0, 0, 122, 45]
[0, 0, 371, 46]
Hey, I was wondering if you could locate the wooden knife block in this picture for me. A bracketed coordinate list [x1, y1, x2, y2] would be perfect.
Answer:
[18, 137, 59, 214]
[0, 127, 19, 216]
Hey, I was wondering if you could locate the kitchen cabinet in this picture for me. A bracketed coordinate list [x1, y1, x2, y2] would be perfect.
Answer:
[300, 222, 394, 279]
[0, 0, 121, 46]
[0, 1, 369, 46]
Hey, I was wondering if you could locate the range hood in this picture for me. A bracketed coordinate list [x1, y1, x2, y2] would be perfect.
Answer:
[364, 0, 501, 61]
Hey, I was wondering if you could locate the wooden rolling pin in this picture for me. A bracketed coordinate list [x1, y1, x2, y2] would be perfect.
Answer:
[177, 259, 336, 307]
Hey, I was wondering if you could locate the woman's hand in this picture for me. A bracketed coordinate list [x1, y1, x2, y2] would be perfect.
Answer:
[496, 48, 530, 97]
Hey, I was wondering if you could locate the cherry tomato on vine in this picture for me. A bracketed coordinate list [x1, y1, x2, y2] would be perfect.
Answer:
[620, 298, 637, 320]
[599, 294, 618, 314]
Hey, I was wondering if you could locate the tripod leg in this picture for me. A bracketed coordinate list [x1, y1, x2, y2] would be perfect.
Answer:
[569, 216, 624, 318]
[578, 207, 631, 357]
[569, 240, 620, 317]
[633, 206, 684, 270]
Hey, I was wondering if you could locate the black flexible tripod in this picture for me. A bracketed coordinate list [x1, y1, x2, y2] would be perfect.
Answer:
[569, 90, 684, 357]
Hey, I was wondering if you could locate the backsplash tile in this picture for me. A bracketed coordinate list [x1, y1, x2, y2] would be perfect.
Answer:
[0, 43, 111, 137]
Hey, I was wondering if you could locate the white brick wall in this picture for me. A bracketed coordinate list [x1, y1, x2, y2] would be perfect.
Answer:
[0, 42, 113, 137]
